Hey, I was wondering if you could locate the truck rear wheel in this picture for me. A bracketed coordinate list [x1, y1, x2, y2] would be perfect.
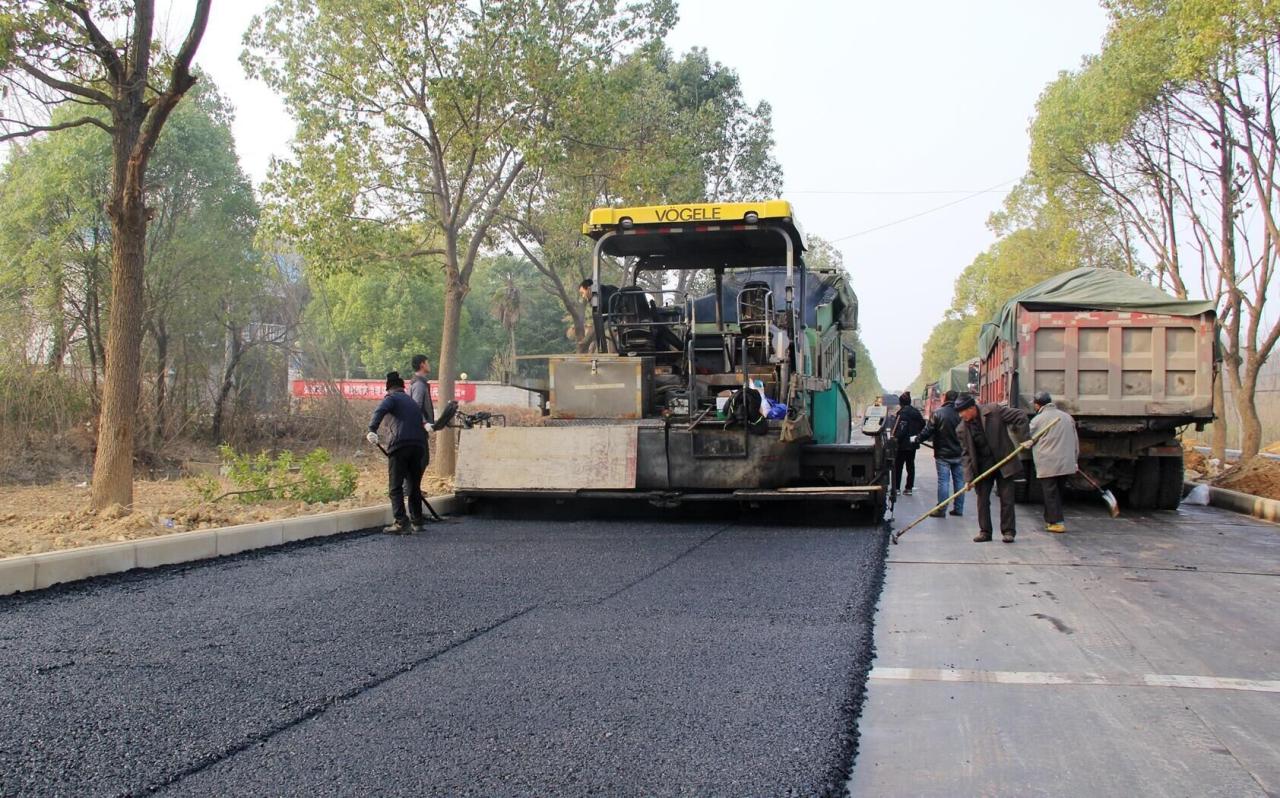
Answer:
[1156, 457, 1184, 510]
[1127, 456, 1160, 510]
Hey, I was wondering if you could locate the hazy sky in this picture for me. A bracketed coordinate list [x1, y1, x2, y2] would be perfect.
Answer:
[162, 0, 1109, 389]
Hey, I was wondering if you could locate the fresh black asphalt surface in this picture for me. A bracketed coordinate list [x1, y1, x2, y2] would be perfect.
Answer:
[1, 513, 888, 797]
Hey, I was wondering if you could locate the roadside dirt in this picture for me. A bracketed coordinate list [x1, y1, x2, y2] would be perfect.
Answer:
[0, 454, 452, 558]
[1183, 443, 1211, 479]
[1212, 455, 1280, 501]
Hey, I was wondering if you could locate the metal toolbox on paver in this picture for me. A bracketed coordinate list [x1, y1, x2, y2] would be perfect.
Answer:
[549, 355, 652, 419]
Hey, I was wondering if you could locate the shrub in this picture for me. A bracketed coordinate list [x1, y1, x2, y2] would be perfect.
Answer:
[207, 444, 357, 504]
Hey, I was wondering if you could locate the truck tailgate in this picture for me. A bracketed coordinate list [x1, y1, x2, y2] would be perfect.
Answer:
[1015, 308, 1215, 417]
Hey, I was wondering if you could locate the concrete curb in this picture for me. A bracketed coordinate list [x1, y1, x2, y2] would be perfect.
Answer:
[0, 494, 461, 598]
[1185, 481, 1280, 523]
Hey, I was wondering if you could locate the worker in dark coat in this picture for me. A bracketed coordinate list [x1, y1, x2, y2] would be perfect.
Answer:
[955, 395, 1029, 543]
[367, 371, 432, 534]
[408, 354, 436, 464]
[914, 389, 965, 517]
[891, 391, 926, 497]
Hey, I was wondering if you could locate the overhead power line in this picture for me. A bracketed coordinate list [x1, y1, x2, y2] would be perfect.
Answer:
[787, 188, 1011, 195]
[826, 179, 1018, 243]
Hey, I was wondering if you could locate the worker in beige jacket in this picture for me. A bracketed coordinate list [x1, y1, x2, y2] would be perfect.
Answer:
[1028, 391, 1080, 533]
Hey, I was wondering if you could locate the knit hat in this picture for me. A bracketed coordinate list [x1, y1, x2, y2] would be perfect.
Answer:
[385, 370, 404, 390]
[954, 394, 976, 411]
[898, 391, 911, 406]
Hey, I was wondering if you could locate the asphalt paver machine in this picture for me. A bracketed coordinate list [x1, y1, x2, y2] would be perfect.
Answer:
[455, 201, 888, 515]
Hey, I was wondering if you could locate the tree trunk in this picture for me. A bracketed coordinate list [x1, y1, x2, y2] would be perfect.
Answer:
[435, 275, 468, 476]
[153, 326, 169, 445]
[1211, 96, 1234, 465]
[1211, 368, 1227, 461]
[91, 152, 148, 510]
[1236, 360, 1264, 459]
[211, 327, 243, 443]
[47, 273, 68, 370]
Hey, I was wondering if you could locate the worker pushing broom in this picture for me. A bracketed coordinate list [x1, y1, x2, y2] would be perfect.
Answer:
[893, 392, 1116, 545]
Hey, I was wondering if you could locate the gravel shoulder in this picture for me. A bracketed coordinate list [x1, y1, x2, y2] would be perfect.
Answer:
[0, 460, 449, 558]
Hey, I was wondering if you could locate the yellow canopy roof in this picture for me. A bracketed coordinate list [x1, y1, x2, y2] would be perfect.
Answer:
[584, 200, 798, 232]
[583, 201, 805, 266]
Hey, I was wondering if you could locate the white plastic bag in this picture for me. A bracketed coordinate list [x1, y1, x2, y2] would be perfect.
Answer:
[1185, 483, 1211, 506]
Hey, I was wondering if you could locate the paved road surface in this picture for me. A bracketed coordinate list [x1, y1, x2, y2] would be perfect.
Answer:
[1, 513, 887, 797]
[850, 453, 1280, 797]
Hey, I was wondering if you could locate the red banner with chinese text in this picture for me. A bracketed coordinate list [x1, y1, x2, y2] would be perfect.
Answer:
[290, 380, 477, 402]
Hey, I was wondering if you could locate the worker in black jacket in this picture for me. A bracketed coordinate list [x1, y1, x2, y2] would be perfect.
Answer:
[915, 390, 965, 518]
[367, 371, 432, 534]
[891, 391, 926, 497]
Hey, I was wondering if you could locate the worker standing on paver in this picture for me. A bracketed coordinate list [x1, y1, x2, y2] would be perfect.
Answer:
[914, 389, 965, 518]
[955, 395, 1029, 543]
[1027, 391, 1079, 533]
[367, 371, 431, 534]
[891, 391, 925, 497]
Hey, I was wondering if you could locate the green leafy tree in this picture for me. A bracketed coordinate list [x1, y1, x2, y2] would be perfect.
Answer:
[804, 236, 883, 406]
[0, 0, 211, 509]
[505, 45, 783, 349]
[246, 0, 675, 475]
[910, 182, 1129, 391]
[0, 113, 112, 394]
[1027, 0, 1280, 457]
[141, 81, 261, 443]
[0, 76, 266, 448]
[302, 257, 449, 380]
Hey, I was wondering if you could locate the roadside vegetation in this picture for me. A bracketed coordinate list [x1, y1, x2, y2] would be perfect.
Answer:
[912, 1, 1280, 461]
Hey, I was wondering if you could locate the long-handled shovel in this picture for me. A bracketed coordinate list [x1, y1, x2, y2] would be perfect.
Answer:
[1076, 469, 1120, 518]
[891, 417, 1059, 545]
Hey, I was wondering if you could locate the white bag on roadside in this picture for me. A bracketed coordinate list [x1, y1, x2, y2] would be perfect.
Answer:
[1185, 484, 1211, 506]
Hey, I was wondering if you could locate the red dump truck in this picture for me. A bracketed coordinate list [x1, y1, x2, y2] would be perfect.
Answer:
[977, 268, 1217, 510]
[922, 361, 977, 418]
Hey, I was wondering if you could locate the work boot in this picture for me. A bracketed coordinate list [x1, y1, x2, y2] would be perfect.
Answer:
[929, 509, 945, 518]
[949, 508, 963, 516]
[1046, 523, 1066, 534]
[1002, 532, 1016, 543]
[383, 520, 409, 535]
[973, 532, 992, 542]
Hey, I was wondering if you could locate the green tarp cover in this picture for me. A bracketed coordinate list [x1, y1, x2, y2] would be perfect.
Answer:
[937, 362, 973, 394]
[977, 268, 1216, 355]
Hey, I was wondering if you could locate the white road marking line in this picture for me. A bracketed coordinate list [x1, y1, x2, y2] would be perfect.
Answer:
[870, 667, 1280, 693]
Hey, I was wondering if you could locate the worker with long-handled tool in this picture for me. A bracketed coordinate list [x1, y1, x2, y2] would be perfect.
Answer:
[956, 395, 1029, 543]
[893, 412, 1056, 545]
[366, 371, 432, 535]
[1028, 392, 1080, 533]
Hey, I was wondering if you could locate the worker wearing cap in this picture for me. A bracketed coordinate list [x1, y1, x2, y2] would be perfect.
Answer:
[367, 371, 432, 534]
[1027, 392, 1079, 533]
[955, 394, 1029, 543]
